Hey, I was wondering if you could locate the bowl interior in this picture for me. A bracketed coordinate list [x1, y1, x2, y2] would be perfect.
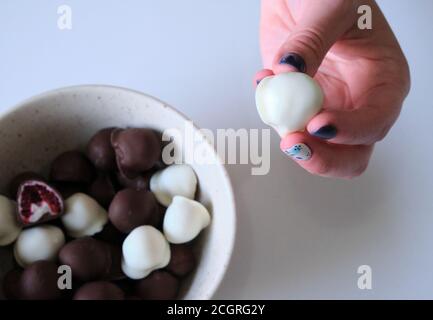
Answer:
[0, 85, 235, 299]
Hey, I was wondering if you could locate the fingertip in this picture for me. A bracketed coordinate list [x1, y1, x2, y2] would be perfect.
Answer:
[308, 107, 391, 145]
[273, 52, 306, 75]
[280, 133, 335, 174]
[281, 132, 374, 178]
[253, 69, 274, 88]
[307, 111, 333, 132]
[273, 63, 300, 75]
[280, 132, 306, 151]
[307, 112, 338, 140]
[280, 132, 313, 161]
[282, 142, 313, 162]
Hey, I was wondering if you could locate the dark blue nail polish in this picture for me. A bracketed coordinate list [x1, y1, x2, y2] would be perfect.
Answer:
[279, 53, 306, 73]
[312, 125, 337, 140]
[256, 79, 261, 85]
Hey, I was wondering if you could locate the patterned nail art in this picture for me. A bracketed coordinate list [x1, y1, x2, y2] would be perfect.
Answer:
[284, 143, 312, 161]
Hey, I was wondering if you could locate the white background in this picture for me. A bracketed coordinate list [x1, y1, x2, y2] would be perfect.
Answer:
[1, 0, 433, 299]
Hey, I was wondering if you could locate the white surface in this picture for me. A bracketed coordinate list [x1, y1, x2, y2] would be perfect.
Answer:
[0, 0, 432, 299]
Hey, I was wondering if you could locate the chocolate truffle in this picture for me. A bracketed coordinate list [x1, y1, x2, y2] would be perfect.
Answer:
[73, 281, 125, 300]
[113, 278, 135, 296]
[150, 130, 168, 169]
[116, 171, 152, 191]
[108, 245, 125, 280]
[88, 174, 116, 208]
[14, 225, 65, 268]
[94, 222, 125, 245]
[58, 237, 121, 282]
[166, 244, 196, 278]
[87, 128, 117, 171]
[163, 196, 211, 244]
[8, 171, 45, 199]
[121, 226, 170, 279]
[20, 261, 62, 300]
[108, 188, 159, 233]
[50, 151, 96, 184]
[156, 204, 167, 230]
[17, 180, 64, 226]
[150, 164, 197, 206]
[52, 182, 87, 199]
[135, 271, 179, 300]
[2, 268, 22, 300]
[62, 193, 108, 238]
[111, 128, 161, 178]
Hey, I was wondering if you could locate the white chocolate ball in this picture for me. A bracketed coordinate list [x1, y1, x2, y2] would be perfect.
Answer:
[61, 193, 108, 238]
[0, 195, 22, 246]
[255, 72, 323, 137]
[121, 225, 170, 279]
[150, 164, 197, 206]
[14, 225, 65, 267]
[163, 196, 211, 244]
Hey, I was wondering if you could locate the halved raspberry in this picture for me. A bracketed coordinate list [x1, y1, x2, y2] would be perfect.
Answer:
[17, 180, 64, 225]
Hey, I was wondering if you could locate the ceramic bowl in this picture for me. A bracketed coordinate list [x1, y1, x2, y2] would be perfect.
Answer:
[0, 85, 236, 299]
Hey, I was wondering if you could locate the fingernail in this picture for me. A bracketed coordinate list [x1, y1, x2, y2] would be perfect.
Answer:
[283, 143, 312, 161]
[279, 53, 306, 73]
[256, 79, 261, 85]
[312, 125, 337, 140]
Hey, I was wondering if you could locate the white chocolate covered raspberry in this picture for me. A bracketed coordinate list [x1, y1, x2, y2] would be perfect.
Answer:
[256, 72, 323, 137]
[163, 196, 211, 244]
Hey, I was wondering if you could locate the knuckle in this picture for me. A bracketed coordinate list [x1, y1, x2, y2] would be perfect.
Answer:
[290, 28, 326, 62]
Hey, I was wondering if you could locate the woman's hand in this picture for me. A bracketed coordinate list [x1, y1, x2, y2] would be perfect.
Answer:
[255, 0, 410, 178]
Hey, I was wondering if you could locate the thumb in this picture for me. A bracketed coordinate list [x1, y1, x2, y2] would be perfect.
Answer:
[273, 0, 359, 76]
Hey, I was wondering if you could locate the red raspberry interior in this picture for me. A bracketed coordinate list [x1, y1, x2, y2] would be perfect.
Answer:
[19, 183, 62, 222]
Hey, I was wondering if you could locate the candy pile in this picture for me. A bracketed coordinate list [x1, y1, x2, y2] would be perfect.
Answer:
[0, 127, 210, 300]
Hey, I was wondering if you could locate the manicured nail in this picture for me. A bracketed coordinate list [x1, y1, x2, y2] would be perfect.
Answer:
[279, 53, 306, 73]
[312, 125, 337, 140]
[256, 79, 261, 85]
[283, 143, 312, 161]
